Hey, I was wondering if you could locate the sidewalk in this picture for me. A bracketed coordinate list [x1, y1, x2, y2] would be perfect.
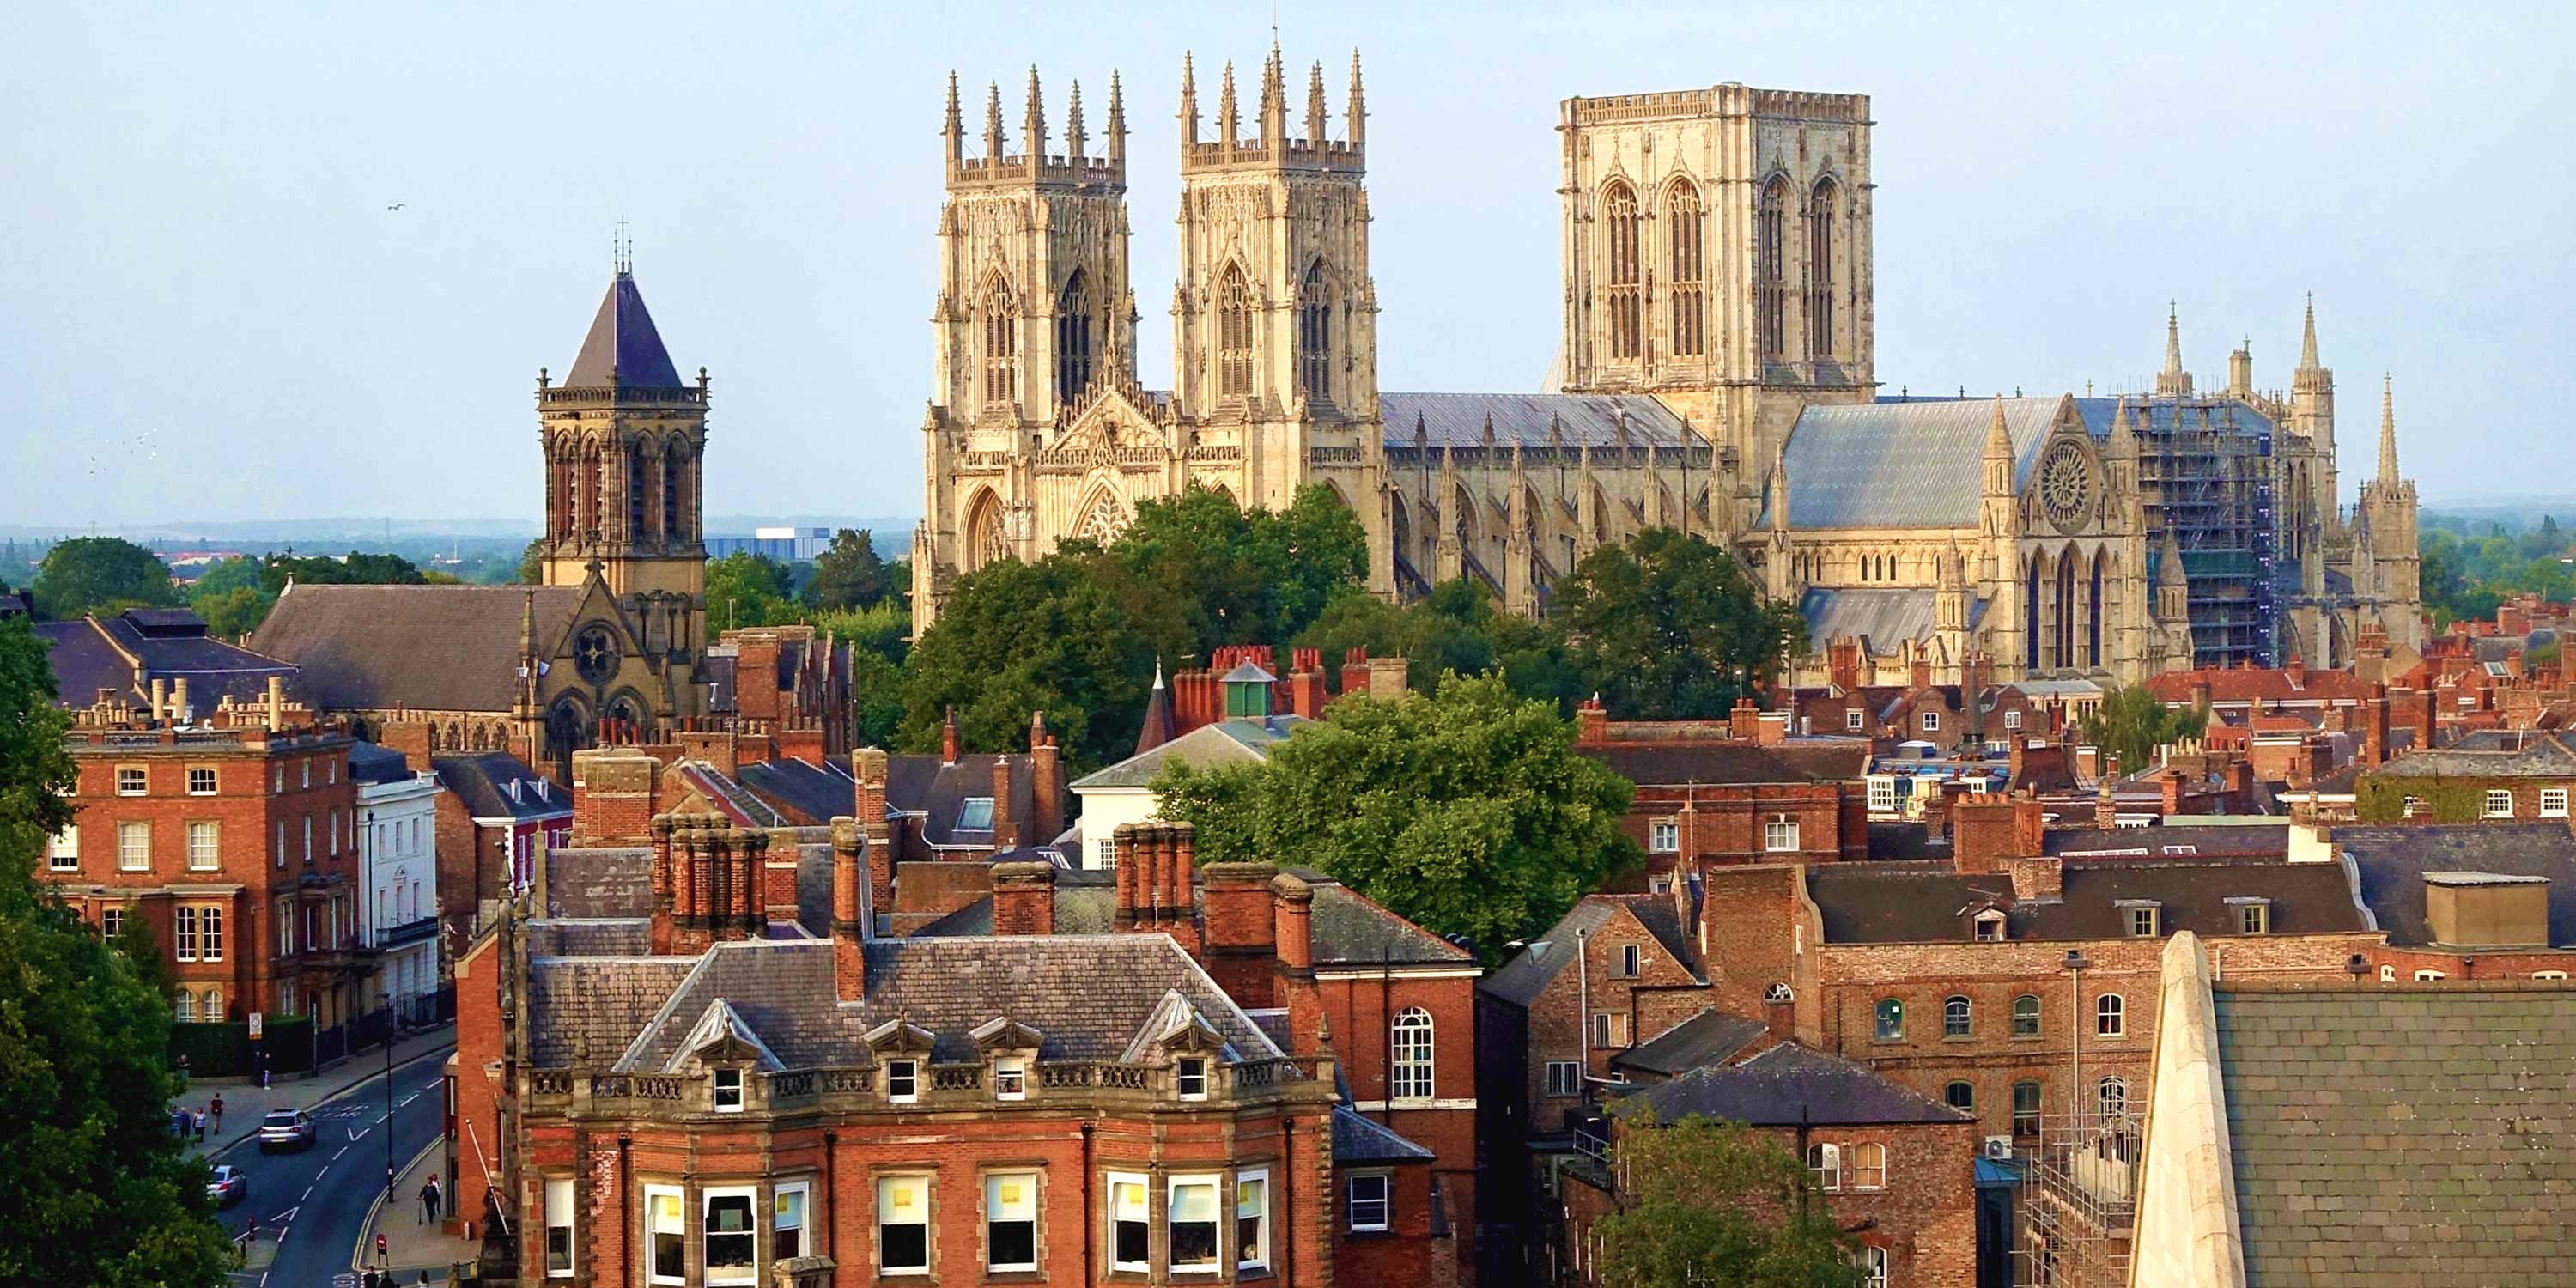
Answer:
[177, 1024, 457, 1160]
[360, 1137, 481, 1284]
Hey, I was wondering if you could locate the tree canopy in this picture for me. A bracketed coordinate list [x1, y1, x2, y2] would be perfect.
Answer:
[705, 552, 800, 635]
[0, 615, 236, 1287]
[258, 550, 431, 594]
[1593, 1112, 1867, 1288]
[1152, 672, 1641, 959]
[805, 528, 902, 612]
[1550, 528, 1808, 720]
[2077, 684, 2208, 772]
[27, 537, 181, 620]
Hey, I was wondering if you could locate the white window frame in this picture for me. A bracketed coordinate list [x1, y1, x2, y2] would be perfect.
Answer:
[1545, 1060, 1582, 1097]
[2096, 993, 2126, 1037]
[188, 820, 220, 871]
[1168, 1174, 1222, 1274]
[48, 825, 78, 871]
[544, 1176, 575, 1278]
[1591, 1012, 1627, 1048]
[2545, 787, 2570, 819]
[1808, 1142, 1842, 1191]
[1850, 1141, 1887, 1191]
[117, 765, 147, 796]
[1765, 816, 1800, 853]
[1868, 777, 1897, 812]
[1975, 910, 2006, 942]
[712, 1066, 745, 1113]
[201, 985, 222, 1019]
[1236, 1169, 1271, 1271]
[2004, 709, 2023, 730]
[2380, 964, 2397, 983]
[102, 907, 125, 940]
[772, 1179, 810, 1263]
[2486, 789, 2516, 819]
[876, 1173, 932, 1276]
[1649, 819, 1679, 853]
[1346, 1172, 1390, 1233]
[993, 1057, 1027, 1101]
[2415, 969, 2447, 982]
[983, 1170, 1039, 1273]
[199, 905, 223, 963]
[1618, 944, 1642, 978]
[645, 1185, 686, 1286]
[1391, 1008, 1434, 1101]
[118, 821, 151, 872]
[188, 766, 217, 795]
[2535, 971, 2568, 981]
[1847, 708, 1866, 732]
[700, 1185, 759, 1286]
[1862, 1244, 1890, 1288]
[885, 1059, 920, 1103]
[176, 992, 196, 1023]
[1943, 994, 1971, 1038]
[1108, 1172, 1151, 1273]
[301, 759, 310, 789]
[177, 906, 200, 962]
[1177, 1055, 1209, 1101]
[1920, 710, 1941, 732]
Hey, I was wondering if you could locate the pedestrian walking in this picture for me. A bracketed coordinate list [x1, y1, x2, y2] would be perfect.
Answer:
[195, 1107, 207, 1141]
[209, 1094, 222, 1133]
[419, 1176, 437, 1224]
[258, 1053, 271, 1090]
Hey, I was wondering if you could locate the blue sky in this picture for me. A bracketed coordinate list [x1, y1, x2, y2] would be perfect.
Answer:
[4, 2, 2567, 527]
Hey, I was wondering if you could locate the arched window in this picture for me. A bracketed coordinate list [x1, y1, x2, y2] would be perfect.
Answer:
[2012, 993, 2041, 1037]
[1668, 181, 1704, 357]
[2026, 552, 2044, 671]
[964, 490, 1006, 572]
[579, 439, 604, 543]
[1860, 1245, 1889, 1288]
[2012, 1081, 2043, 1136]
[550, 439, 575, 542]
[1943, 995, 1971, 1038]
[1055, 270, 1094, 406]
[982, 276, 1018, 406]
[2095, 993, 2126, 1036]
[2056, 547, 2079, 671]
[1850, 1142, 1886, 1190]
[1390, 1008, 1434, 1101]
[1297, 261, 1332, 399]
[664, 438, 689, 545]
[625, 439, 648, 544]
[1755, 175, 1789, 358]
[203, 986, 222, 1020]
[176, 991, 196, 1024]
[1944, 1080, 1975, 1113]
[1603, 182, 1642, 359]
[1807, 178, 1838, 358]
[2088, 548, 2106, 668]
[2097, 1076, 2130, 1119]
[1217, 265, 1255, 398]
[1873, 998, 1904, 1042]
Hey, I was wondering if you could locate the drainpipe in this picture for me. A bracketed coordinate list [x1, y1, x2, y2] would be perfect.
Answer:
[1576, 928, 1591, 1093]
[2064, 949, 2090, 1125]
[617, 1134, 632, 1288]
[823, 1130, 837, 1267]
[1078, 1123, 1093, 1280]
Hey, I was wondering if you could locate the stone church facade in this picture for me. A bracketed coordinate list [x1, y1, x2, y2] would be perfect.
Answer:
[910, 58, 2420, 683]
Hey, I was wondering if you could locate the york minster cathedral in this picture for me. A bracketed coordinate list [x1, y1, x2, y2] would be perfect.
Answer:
[910, 49, 2420, 687]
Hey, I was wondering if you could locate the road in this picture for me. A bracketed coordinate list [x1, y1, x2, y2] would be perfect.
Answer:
[214, 1046, 450, 1288]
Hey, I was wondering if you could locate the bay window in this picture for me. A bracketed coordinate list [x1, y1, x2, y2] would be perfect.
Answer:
[702, 1187, 756, 1285]
[773, 1182, 807, 1262]
[1170, 1175, 1220, 1273]
[1109, 1173, 1151, 1272]
[544, 1176, 574, 1277]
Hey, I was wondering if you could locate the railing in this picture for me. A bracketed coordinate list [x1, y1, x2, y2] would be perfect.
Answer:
[542, 1055, 1323, 1116]
[769, 1071, 816, 1100]
[531, 1069, 574, 1097]
[931, 1065, 980, 1092]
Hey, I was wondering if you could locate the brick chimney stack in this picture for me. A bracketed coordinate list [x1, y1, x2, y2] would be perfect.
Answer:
[1028, 713, 1062, 843]
[1577, 696, 1608, 746]
[1271, 872, 1321, 1057]
[1285, 647, 1329, 718]
[1165, 823, 1201, 957]
[2095, 756, 2122, 829]
[991, 756, 1018, 850]
[941, 707, 961, 765]
[854, 748, 893, 924]
[2362, 683, 2390, 767]
[829, 817, 869, 1001]
[991, 860, 1057, 936]
[2408, 687, 2436, 754]
[1202, 862, 1280, 1004]
[1953, 793, 2044, 875]
[1728, 696, 1762, 741]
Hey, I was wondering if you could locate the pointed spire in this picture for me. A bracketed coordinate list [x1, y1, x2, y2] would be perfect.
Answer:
[1106, 70, 1127, 164]
[1066, 79, 1087, 160]
[1259, 41, 1285, 144]
[1984, 397, 2012, 458]
[943, 70, 964, 166]
[1179, 52, 1200, 146]
[1306, 60, 1327, 144]
[2298, 292, 2321, 371]
[1767, 441, 1790, 533]
[2378, 374, 2400, 486]
[1023, 65, 1046, 158]
[1347, 49, 1366, 145]
[1940, 535, 1965, 588]
[2155, 301, 2194, 398]
[1135, 659, 1176, 756]
[1218, 60, 1239, 146]
[983, 80, 1005, 161]
[2158, 525, 2190, 605]
[1413, 410, 1427, 451]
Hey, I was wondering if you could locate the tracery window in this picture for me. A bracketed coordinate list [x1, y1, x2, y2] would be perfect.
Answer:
[1297, 261, 1332, 399]
[1218, 265, 1255, 398]
[1668, 181, 1705, 356]
[1604, 182, 1642, 359]
[983, 276, 1018, 406]
[1807, 179, 1838, 357]
[1756, 176, 1789, 359]
[663, 438, 688, 544]
[1056, 270, 1094, 405]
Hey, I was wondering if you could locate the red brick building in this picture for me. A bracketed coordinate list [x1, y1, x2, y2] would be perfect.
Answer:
[43, 682, 368, 1030]
[430, 750, 573, 964]
[1571, 699, 1868, 882]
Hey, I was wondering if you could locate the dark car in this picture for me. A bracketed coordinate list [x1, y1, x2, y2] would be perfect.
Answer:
[258, 1109, 315, 1152]
[206, 1163, 248, 1207]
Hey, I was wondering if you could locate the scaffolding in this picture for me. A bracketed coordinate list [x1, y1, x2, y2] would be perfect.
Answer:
[2016, 1109, 2139, 1287]
[2135, 397, 2277, 669]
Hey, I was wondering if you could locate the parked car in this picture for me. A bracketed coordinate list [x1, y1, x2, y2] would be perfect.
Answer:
[258, 1109, 315, 1152]
[206, 1163, 248, 1207]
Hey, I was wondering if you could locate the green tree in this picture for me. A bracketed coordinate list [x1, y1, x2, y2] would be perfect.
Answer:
[1548, 528, 1807, 720]
[705, 552, 798, 635]
[1112, 483, 1368, 652]
[0, 615, 236, 1287]
[1593, 1112, 1866, 1288]
[809, 601, 912, 667]
[28, 537, 182, 620]
[515, 538, 545, 584]
[258, 550, 428, 594]
[185, 556, 276, 637]
[1293, 581, 1500, 696]
[1153, 672, 1640, 959]
[805, 528, 893, 611]
[2077, 684, 2208, 772]
[898, 552, 1174, 770]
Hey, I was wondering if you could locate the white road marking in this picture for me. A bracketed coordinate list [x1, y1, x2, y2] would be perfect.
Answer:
[373, 1112, 390, 1124]
[334, 1145, 348, 1160]
[397, 1092, 421, 1108]
[301, 1186, 313, 1202]
[315, 1164, 328, 1179]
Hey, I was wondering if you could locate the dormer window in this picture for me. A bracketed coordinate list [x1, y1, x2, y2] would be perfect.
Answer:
[1177, 1056, 1209, 1101]
[711, 1066, 744, 1112]
[993, 1058, 1027, 1101]
[533, 779, 550, 803]
[1921, 711, 1941, 732]
[504, 779, 522, 805]
[2228, 897, 2271, 935]
[2124, 904, 2160, 937]
[1974, 910, 2007, 942]
[885, 1059, 919, 1103]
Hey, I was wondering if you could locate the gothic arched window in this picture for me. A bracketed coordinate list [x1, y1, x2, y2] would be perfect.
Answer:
[982, 276, 1018, 408]
[1807, 178, 1839, 359]
[1297, 260, 1332, 400]
[964, 489, 1006, 572]
[1668, 180, 1705, 357]
[1217, 265, 1255, 398]
[1055, 270, 1093, 406]
[1756, 176, 1789, 359]
[1390, 1008, 1434, 1101]
[664, 438, 688, 546]
[1604, 182, 1642, 359]
[579, 438, 604, 544]
[550, 438, 574, 543]
[625, 439, 648, 546]
[2089, 548, 2106, 668]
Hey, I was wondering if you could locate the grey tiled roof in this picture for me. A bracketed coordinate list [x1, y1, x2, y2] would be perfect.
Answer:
[2045, 824, 2289, 859]
[527, 953, 701, 1066]
[1610, 1008, 1768, 1078]
[1797, 587, 1990, 654]
[1380, 392, 1707, 450]
[432, 752, 573, 823]
[909, 872, 1467, 966]
[1332, 1105, 1436, 1163]
[1805, 859, 2366, 944]
[2336, 823, 2576, 948]
[1617, 1042, 1970, 1127]
[1480, 899, 1623, 1006]
[1072, 717, 1303, 790]
[252, 585, 584, 713]
[2372, 732, 2576, 781]
[738, 757, 856, 824]
[36, 610, 301, 710]
[565, 271, 684, 389]
[2215, 987, 2576, 1285]
[1763, 398, 2064, 530]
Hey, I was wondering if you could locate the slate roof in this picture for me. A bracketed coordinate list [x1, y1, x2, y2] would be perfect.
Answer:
[347, 740, 415, 787]
[432, 752, 572, 823]
[565, 271, 684, 389]
[911, 872, 1469, 967]
[1332, 1104, 1436, 1163]
[34, 609, 301, 710]
[1479, 894, 1692, 1006]
[1609, 1008, 1769, 1078]
[2142, 665, 2376, 706]
[2045, 824, 2289, 860]
[1072, 716, 1305, 790]
[523, 933, 1285, 1071]
[2336, 823, 2576, 948]
[252, 584, 584, 713]
[675, 762, 786, 828]
[544, 848, 653, 919]
[1578, 740, 1817, 787]
[737, 756, 856, 825]
[1617, 1042, 1971, 1127]
[2372, 732, 2576, 781]
[1804, 859, 2366, 944]
[885, 752, 1030, 847]
[1379, 392, 1706, 450]
[1797, 586, 1989, 653]
[2214, 987, 2576, 1286]
[1763, 397, 2063, 530]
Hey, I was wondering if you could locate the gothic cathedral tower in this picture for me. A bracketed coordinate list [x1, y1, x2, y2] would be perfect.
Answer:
[537, 257, 708, 665]
[1170, 46, 1386, 578]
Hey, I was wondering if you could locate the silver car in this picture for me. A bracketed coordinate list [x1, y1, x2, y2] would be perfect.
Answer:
[257, 1109, 315, 1152]
[206, 1163, 248, 1206]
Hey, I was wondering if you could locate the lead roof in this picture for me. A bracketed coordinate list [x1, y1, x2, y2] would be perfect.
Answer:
[2336, 823, 2576, 948]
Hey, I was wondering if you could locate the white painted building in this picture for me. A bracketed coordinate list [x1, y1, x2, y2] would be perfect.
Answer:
[352, 743, 443, 1025]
